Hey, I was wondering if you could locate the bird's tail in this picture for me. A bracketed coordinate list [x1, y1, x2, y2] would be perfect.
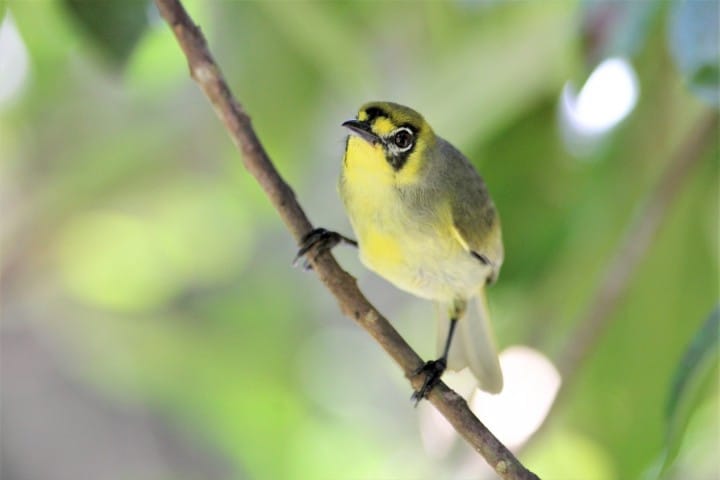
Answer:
[436, 288, 503, 393]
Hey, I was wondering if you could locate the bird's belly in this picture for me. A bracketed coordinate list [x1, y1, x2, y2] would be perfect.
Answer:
[358, 227, 486, 302]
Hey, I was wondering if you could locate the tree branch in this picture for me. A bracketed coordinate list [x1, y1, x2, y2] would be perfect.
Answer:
[154, 0, 539, 478]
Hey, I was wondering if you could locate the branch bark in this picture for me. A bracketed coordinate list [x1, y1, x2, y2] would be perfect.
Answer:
[154, 0, 539, 478]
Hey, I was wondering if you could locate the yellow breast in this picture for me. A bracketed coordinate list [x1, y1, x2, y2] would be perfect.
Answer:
[360, 228, 404, 271]
[340, 136, 405, 267]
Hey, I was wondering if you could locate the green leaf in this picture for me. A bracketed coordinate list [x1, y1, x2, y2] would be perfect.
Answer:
[62, 0, 149, 68]
[668, 0, 720, 106]
[661, 306, 720, 475]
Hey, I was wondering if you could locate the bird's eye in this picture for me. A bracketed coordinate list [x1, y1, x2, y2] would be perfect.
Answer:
[393, 129, 414, 150]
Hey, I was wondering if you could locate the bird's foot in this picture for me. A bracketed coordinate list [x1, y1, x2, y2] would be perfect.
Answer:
[411, 358, 447, 406]
[293, 228, 356, 270]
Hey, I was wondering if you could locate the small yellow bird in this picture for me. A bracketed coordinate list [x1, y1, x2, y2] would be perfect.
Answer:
[297, 101, 504, 402]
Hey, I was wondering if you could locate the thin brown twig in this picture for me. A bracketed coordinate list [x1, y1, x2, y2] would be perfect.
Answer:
[153, 0, 540, 479]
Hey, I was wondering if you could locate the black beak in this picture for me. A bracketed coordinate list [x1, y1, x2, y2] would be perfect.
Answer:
[342, 119, 379, 144]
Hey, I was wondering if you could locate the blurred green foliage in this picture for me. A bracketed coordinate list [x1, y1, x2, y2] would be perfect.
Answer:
[1, 1, 717, 480]
[662, 306, 719, 476]
[63, 0, 150, 67]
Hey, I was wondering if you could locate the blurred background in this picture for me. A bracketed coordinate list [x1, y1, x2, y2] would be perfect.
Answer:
[1, 1, 718, 479]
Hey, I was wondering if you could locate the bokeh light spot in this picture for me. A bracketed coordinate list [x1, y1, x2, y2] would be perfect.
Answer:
[55, 211, 178, 312]
[471, 345, 561, 449]
[0, 11, 30, 109]
[560, 57, 639, 156]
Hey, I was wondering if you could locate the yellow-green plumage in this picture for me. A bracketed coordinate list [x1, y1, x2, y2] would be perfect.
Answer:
[339, 101, 504, 393]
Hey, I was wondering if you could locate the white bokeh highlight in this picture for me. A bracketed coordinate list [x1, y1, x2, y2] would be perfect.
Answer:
[560, 57, 639, 156]
[0, 11, 30, 109]
[471, 346, 561, 449]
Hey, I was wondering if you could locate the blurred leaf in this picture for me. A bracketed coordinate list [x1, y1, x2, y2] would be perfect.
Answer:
[0, 0, 5, 23]
[661, 306, 720, 474]
[666, 306, 720, 424]
[668, 0, 720, 106]
[63, 0, 149, 67]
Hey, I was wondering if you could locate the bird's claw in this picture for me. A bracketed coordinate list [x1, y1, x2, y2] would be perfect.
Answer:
[411, 358, 447, 406]
[293, 228, 344, 270]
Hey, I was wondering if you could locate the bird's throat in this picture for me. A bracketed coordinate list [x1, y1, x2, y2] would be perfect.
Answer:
[343, 136, 396, 186]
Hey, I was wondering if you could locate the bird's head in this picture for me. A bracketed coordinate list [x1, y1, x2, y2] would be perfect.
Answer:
[342, 101, 436, 174]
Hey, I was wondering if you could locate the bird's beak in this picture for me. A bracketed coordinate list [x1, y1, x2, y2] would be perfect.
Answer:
[342, 119, 379, 144]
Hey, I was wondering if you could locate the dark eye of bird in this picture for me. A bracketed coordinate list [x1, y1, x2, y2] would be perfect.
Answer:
[393, 129, 413, 150]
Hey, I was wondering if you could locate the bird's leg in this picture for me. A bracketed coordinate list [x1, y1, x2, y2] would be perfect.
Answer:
[411, 300, 465, 405]
[293, 227, 358, 270]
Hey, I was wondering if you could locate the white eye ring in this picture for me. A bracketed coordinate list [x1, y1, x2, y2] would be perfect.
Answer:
[391, 127, 414, 151]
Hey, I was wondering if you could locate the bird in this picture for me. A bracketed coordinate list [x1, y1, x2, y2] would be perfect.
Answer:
[296, 101, 504, 403]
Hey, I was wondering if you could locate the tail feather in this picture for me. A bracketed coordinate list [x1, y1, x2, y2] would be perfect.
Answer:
[436, 289, 503, 393]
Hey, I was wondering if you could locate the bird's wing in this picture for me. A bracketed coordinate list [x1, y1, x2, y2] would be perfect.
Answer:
[442, 144, 504, 280]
